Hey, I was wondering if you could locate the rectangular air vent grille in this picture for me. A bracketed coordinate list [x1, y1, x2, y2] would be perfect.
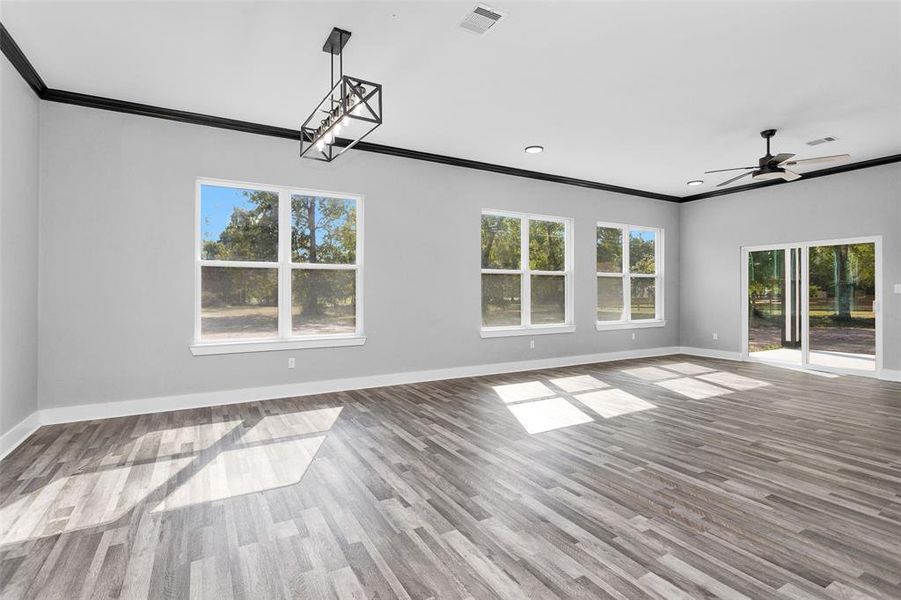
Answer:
[806, 136, 838, 146]
[460, 5, 506, 35]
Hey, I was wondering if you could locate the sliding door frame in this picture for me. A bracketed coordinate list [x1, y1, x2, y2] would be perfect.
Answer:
[740, 235, 883, 378]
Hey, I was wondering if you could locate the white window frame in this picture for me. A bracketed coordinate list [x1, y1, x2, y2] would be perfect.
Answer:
[480, 209, 575, 338]
[191, 177, 365, 355]
[596, 222, 665, 331]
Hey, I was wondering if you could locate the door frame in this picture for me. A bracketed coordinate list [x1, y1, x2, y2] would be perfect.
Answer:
[740, 235, 883, 377]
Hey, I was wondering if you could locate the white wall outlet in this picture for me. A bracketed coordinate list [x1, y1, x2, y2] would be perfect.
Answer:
[529, 340, 535, 349]
[712, 333, 719, 340]
[288, 357, 296, 369]
[631, 332, 636, 340]
[894, 283, 901, 294]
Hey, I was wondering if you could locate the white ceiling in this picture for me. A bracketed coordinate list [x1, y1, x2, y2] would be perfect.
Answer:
[3, 1, 900, 196]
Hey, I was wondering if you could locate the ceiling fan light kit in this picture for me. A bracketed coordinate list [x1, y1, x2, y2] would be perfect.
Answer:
[299, 27, 383, 162]
[705, 129, 850, 188]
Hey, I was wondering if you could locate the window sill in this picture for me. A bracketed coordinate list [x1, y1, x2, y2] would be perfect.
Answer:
[480, 325, 575, 339]
[595, 320, 666, 331]
[190, 335, 366, 356]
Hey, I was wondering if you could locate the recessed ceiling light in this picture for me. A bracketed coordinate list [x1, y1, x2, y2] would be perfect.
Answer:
[525, 145, 544, 154]
[686, 179, 704, 186]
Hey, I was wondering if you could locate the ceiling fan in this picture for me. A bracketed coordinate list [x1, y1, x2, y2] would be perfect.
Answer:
[706, 129, 850, 188]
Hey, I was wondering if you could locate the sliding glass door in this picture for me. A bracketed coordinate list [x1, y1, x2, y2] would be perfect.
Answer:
[747, 248, 802, 365]
[807, 242, 876, 371]
[744, 239, 879, 374]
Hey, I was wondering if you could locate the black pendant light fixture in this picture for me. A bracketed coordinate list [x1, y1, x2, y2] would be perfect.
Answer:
[299, 27, 383, 162]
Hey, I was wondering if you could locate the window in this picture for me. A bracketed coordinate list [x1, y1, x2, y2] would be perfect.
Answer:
[596, 223, 664, 329]
[193, 179, 363, 354]
[481, 211, 574, 337]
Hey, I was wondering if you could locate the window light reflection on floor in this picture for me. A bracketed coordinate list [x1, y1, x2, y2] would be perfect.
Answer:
[619, 362, 772, 399]
[506, 397, 593, 434]
[492, 381, 556, 404]
[659, 362, 716, 375]
[494, 375, 656, 435]
[549, 374, 609, 393]
[655, 377, 733, 400]
[574, 389, 656, 419]
[620, 366, 681, 382]
[0, 405, 345, 545]
[696, 371, 770, 391]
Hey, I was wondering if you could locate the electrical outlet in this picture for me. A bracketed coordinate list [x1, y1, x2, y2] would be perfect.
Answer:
[894, 283, 901, 294]
[529, 340, 535, 349]
[288, 357, 296, 369]
[631, 332, 636, 340]
[712, 333, 719, 340]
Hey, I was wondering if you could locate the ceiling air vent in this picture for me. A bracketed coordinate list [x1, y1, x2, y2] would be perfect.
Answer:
[806, 136, 838, 146]
[460, 5, 506, 35]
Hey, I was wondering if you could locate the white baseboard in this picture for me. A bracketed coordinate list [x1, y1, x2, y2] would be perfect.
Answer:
[880, 369, 901, 382]
[5, 347, 895, 460]
[677, 346, 743, 361]
[0, 411, 42, 460]
[37, 346, 681, 428]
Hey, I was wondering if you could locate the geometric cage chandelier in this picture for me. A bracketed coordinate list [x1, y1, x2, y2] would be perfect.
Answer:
[300, 27, 383, 162]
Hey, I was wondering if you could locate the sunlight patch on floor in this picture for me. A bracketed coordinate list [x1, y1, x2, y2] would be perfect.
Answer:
[506, 397, 593, 434]
[574, 389, 656, 418]
[492, 381, 556, 404]
[549, 375, 609, 393]
[0, 408, 345, 543]
[621, 366, 681, 382]
[659, 362, 716, 375]
[655, 377, 733, 400]
[696, 371, 769, 391]
[153, 435, 326, 512]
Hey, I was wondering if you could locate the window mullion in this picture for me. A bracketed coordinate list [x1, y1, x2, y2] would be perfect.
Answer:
[623, 227, 631, 321]
[278, 190, 291, 339]
[521, 217, 530, 327]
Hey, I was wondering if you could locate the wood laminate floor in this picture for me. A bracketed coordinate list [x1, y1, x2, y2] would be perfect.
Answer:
[1, 356, 900, 599]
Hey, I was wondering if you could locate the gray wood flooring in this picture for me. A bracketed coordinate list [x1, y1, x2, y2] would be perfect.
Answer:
[1, 356, 899, 599]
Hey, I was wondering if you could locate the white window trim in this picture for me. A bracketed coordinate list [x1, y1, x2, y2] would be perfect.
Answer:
[480, 209, 575, 338]
[191, 177, 365, 355]
[595, 221, 665, 331]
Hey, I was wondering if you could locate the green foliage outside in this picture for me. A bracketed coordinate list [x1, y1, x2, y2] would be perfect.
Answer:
[201, 190, 357, 338]
[596, 227, 622, 272]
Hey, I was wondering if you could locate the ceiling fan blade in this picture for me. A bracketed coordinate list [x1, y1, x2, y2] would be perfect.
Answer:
[772, 153, 795, 165]
[781, 170, 801, 182]
[717, 171, 754, 187]
[782, 154, 850, 168]
[704, 166, 755, 174]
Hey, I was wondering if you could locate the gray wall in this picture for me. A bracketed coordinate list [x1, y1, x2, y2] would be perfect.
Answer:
[37, 102, 680, 410]
[680, 163, 901, 370]
[1, 57, 40, 435]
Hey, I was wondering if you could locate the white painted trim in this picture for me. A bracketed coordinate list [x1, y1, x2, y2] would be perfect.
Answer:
[190, 335, 366, 355]
[24, 346, 682, 433]
[480, 209, 574, 333]
[595, 222, 664, 325]
[880, 369, 901, 382]
[740, 236, 883, 375]
[596, 320, 666, 331]
[5, 346, 896, 458]
[194, 178, 364, 348]
[480, 325, 576, 338]
[0, 412, 42, 460]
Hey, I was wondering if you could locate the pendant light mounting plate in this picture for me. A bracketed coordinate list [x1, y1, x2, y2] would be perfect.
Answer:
[323, 27, 352, 55]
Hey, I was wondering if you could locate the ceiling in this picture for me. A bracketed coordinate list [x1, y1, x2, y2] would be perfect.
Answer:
[2, 1, 900, 197]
